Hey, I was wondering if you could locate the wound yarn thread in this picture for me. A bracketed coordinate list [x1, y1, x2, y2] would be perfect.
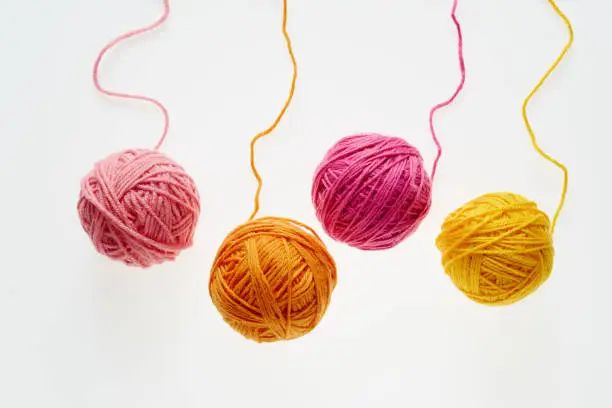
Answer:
[209, 0, 336, 342]
[312, 134, 432, 250]
[311, 1, 466, 251]
[79, 149, 199, 267]
[78, 0, 201, 267]
[436, 0, 573, 305]
[436, 193, 553, 305]
[209, 217, 337, 342]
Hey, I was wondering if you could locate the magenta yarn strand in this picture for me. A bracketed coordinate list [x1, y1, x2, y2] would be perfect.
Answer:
[92, 0, 171, 150]
[429, 0, 466, 182]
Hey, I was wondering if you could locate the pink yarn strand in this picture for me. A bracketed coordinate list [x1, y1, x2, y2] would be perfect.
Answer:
[92, 0, 171, 150]
[429, 0, 466, 182]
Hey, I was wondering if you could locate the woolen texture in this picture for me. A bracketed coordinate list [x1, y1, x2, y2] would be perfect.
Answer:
[312, 134, 432, 250]
[209, 217, 337, 343]
[436, 193, 553, 305]
[78, 149, 200, 267]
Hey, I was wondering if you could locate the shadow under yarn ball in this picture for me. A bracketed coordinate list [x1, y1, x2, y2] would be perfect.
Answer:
[436, 193, 554, 305]
[209, 217, 337, 343]
[312, 133, 432, 250]
[78, 149, 200, 267]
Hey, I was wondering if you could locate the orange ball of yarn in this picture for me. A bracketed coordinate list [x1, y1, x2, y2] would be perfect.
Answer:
[78, 149, 200, 267]
[436, 193, 554, 305]
[209, 217, 337, 342]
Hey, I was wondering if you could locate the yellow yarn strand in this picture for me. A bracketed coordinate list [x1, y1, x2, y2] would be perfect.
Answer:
[248, 0, 298, 221]
[435, 1, 574, 306]
[522, 0, 573, 234]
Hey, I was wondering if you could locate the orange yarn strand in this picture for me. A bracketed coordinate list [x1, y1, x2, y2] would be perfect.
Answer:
[249, 0, 298, 221]
[210, 1, 337, 342]
[522, 0, 573, 234]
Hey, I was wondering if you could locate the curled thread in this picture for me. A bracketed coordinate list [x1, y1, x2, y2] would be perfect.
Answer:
[523, 0, 573, 233]
[429, 0, 466, 183]
[92, 0, 171, 151]
[248, 0, 298, 221]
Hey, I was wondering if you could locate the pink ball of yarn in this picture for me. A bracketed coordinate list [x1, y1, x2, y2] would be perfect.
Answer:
[312, 134, 432, 250]
[78, 149, 200, 267]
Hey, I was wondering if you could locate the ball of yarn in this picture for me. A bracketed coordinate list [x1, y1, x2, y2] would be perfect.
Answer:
[78, 149, 200, 267]
[312, 133, 432, 250]
[209, 217, 337, 342]
[436, 193, 554, 305]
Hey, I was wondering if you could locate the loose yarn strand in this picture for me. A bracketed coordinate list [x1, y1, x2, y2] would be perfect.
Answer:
[429, 0, 466, 182]
[248, 0, 298, 221]
[522, 0, 573, 233]
[92, 0, 171, 150]
[210, 1, 335, 342]
[434, 0, 573, 305]
[80, 0, 200, 268]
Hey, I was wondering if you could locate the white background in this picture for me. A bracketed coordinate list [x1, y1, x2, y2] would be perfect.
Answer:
[0, 0, 610, 407]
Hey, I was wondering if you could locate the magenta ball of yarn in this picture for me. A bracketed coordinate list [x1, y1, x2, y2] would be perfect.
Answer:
[78, 149, 200, 267]
[312, 133, 432, 250]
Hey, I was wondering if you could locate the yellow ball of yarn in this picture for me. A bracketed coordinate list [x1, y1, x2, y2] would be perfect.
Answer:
[436, 193, 554, 305]
[209, 217, 337, 342]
